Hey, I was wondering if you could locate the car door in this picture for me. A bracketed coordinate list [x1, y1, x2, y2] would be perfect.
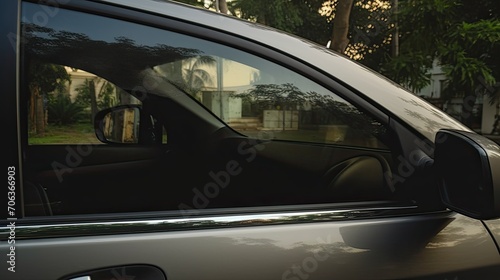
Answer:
[2, 1, 500, 280]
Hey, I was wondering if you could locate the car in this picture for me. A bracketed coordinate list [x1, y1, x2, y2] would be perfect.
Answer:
[2, 0, 500, 279]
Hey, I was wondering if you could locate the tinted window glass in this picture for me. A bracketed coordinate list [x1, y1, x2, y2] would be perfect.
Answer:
[155, 57, 387, 149]
[27, 65, 142, 145]
[20, 3, 394, 217]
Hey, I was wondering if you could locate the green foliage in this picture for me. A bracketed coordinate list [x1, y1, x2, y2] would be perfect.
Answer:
[27, 61, 72, 135]
[75, 78, 117, 110]
[170, 0, 500, 111]
[181, 56, 217, 96]
[381, 0, 500, 126]
[28, 123, 99, 145]
[381, 52, 433, 92]
[98, 81, 117, 108]
[28, 62, 71, 94]
[236, 83, 308, 113]
[173, 0, 331, 44]
[74, 79, 94, 106]
[230, 0, 303, 33]
[230, 0, 331, 43]
[47, 93, 85, 125]
[382, 1, 499, 87]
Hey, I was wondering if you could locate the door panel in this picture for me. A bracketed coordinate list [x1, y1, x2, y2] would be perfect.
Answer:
[2, 212, 499, 280]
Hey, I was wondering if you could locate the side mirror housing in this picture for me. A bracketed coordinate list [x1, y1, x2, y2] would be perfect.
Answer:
[94, 105, 159, 144]
[434, 129, 500, 220]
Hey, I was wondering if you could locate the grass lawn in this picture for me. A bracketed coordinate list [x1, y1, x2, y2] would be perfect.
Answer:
[29, 122, 102, 145]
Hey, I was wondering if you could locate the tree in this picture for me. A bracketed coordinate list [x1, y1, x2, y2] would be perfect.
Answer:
[171, 0, 330, 42]
[22, 22, 208, 110]
[233, 83, 384, 136]
[217, 0, 229, 14]
[47, 91, 85, 125]
[382, 0, 500, 127]
[27, 62, 71, 135]
[76, 79, 99, 123]
[329, 0, 354, 53]
[182, 56, 217, 97]
[234, 83, 307, 130]
[319, 0, 394, 69]
[229, 0, 304, 33]
[75, 78, 116, 122]
[169, 0, 500, 130]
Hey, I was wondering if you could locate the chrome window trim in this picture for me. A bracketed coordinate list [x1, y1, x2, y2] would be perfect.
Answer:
[0, 205, 432, 240]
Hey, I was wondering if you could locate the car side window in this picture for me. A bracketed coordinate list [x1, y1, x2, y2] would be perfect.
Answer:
[20, 3, 396, 217]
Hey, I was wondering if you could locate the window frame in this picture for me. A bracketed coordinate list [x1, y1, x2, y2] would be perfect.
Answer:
[16, 0, 420, 224]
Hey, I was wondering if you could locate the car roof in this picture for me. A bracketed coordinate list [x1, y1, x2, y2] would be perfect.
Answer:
[93, 0, 472, 142]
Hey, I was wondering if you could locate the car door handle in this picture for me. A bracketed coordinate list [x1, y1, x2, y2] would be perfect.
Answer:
[61, 265, 166, 280]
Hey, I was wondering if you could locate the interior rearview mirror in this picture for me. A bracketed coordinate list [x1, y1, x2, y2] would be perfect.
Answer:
[434, 129, 500, 220]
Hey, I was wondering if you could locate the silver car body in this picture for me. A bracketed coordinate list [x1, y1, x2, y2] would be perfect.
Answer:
[1, 0, 500, 279]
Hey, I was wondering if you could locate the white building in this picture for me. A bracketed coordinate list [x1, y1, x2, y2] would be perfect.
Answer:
[416, 60, 498, 135]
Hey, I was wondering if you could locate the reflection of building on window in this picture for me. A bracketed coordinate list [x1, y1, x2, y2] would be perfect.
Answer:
[201, 90, 241, 123]
[415, 60, 500, 134]
[103, 109, 138, 143]
[103, 114, 114, 140]
[262, 110, 299, 130]
[122, 108, 138, 143]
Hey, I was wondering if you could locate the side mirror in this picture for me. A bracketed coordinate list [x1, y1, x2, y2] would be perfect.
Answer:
[94, 104, 158, 144]
[434, 129, 500, 220]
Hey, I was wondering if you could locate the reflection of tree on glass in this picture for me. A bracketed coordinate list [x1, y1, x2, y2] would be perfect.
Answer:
[27, 62, 71, 136]
[234, 83, 306, 130]
[22, 22, 208, 91]
[104, 108, 138, 143]
[181, 56, 216, 98]
[75, 77, 117, 122]
[232, 83, 386, 146]
[153, 55, 217, 101]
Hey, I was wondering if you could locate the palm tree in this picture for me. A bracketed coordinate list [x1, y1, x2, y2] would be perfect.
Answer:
[182, 55, 217, 97]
